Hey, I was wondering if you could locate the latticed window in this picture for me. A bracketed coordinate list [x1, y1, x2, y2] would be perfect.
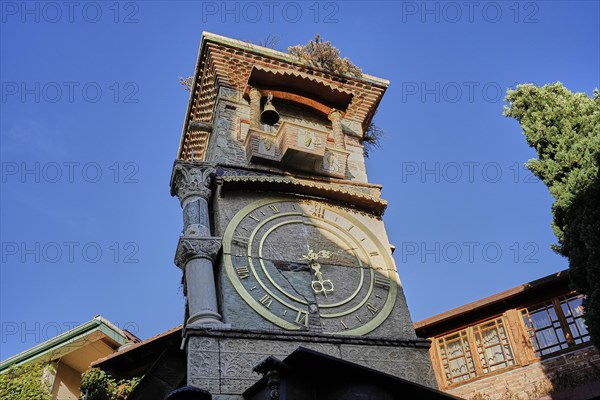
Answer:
[437, 317, 515, 386]
[521, 300, 568, 355]
[521, 294, 590, 357]
[560, 295, 589, 344]
[438, 330, 476, 384]
[473, 319, 515, 373]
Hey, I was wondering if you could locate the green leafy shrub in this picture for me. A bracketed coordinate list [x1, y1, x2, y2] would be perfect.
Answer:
[80, 368, 140, 400]
[0, 362, 52, 400]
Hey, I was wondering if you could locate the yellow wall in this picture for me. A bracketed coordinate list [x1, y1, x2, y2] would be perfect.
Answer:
[50, 363, 80, 400]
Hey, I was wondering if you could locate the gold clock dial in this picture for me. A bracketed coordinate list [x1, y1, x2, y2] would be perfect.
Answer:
[222, 197, 397, 335]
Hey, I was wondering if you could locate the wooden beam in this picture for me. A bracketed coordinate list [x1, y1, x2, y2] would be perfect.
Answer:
[260, 89, 333, 116]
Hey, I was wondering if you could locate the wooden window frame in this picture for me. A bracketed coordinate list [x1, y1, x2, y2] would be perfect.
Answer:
[434, 316, 517, 388]
[519, 293, 590, 358]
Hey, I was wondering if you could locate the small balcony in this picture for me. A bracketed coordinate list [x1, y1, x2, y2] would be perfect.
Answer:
[244, 121, 349, 178]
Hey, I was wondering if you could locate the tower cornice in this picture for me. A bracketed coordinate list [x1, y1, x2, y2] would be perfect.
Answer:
[177, 32, 390, 162]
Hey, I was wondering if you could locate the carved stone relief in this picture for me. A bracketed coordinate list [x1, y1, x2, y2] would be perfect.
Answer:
[186, 335, 436, 393]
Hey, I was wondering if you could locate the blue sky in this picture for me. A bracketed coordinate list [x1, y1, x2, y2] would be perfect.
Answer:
[1, 1, 598, 360]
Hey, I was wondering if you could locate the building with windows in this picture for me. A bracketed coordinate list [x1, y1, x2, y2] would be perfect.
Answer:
[0, 316, 138, 400]
[415, 270, 600, 399]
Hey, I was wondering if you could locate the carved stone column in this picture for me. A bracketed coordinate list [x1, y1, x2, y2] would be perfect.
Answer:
[249, 87, 262, 129]
[328, 109, 345, 149]
[171, 161, 215, 237]
[171, 161, 224, 327]
[175, 237, 223, 326]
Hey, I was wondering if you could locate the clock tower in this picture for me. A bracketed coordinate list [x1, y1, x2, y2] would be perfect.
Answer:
[170, 33, 436, 396]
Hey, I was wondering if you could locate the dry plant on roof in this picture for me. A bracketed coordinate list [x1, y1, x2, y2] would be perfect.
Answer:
[289, 35, 385, 156]
[362, 117, 385, 158]
[288, 34, 362, 77]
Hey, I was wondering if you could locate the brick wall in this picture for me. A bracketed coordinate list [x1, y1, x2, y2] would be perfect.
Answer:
[447, 345, 600, 400]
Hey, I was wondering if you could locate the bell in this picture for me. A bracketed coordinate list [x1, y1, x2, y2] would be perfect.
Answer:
[261, 93, 280, 126]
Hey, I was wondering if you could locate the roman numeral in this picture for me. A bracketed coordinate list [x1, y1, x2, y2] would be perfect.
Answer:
[235, 266, 249, 279]
[233, 236, 249, 245]
[249, 215, 260, 222]
[312, 205, 325, 218]
[259, 294, 273, 308]
[346, 225, 354, 232]
[268, 205, 280, 213]
[295, 310, 309, 326]
[355, 315, 362, 322]
[367, 303, 379, 315]
[340, 320, 348, 330]
[369, 251, 379, 257]
[374, 275, 391, 290]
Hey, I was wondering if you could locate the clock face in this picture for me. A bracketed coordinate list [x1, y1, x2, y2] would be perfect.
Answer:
[222, 197, 397, 335]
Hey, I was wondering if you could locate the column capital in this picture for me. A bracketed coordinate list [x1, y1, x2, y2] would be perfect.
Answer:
[175, 237, 222, 269]
[249, 86, 262, 100]
[170, 161, 217, 203]
[327, 108, 344, 121]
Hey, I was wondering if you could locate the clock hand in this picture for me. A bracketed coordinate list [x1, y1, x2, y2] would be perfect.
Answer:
[302, 247, 341, 296]
[310, 261, 334, 297]
[310, 261, 325, 282]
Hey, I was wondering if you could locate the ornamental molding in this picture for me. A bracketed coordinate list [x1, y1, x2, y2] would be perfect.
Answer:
[170, 161, 217, 202]
[186, 327, 432, 348]
[175, 237, 222, 268]
[220, 173, 388, 216]
[248, 65, 356, 97]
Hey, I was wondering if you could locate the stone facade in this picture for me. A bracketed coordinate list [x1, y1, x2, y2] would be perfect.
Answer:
[186, 329, 436, 398]
[204, 88, 250, 168]
[447, 345, 600, 400]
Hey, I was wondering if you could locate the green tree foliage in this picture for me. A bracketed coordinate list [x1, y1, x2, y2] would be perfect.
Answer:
[504, 82, 600, 346]
[0, 362, 52, 400]
[288, 34, 362, 77]
[80, 368, 140, 400]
